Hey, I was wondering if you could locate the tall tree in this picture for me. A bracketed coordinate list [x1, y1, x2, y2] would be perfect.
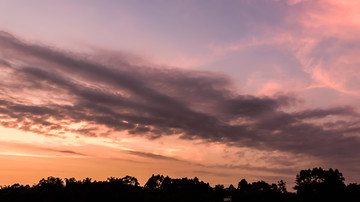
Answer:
[294, 167, 345, 200]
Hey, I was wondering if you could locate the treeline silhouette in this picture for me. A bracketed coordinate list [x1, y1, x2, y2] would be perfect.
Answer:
[1, 168, 360, 202]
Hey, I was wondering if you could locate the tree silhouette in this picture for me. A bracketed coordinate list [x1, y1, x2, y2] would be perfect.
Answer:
[237, 179, 248, 192]
[120, 175, 140, 187]
[1, 168, 360, 202]
[37, 176, 64, 188]
[144, 174, 164, 190]
[294, 167, 345, 201]
[277, 180, 287, 193]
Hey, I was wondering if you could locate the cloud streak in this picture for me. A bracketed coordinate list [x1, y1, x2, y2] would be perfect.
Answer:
[0, 31, 359, 167]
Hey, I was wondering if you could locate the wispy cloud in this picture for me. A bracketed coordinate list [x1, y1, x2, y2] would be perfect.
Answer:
[0, 31, 359, 168]
[127, 150, 181, 162]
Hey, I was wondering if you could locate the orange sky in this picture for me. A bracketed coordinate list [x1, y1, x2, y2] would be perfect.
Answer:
[1, 0, 360, 189]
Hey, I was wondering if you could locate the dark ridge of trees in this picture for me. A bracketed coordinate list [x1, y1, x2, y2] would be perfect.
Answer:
[1, 168, 360, 202]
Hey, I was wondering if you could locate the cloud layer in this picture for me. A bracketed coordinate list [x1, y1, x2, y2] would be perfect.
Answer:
[0, 31, 359, 166]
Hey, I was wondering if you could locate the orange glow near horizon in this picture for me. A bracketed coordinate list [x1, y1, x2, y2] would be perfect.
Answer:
[0, 125, 307, 187]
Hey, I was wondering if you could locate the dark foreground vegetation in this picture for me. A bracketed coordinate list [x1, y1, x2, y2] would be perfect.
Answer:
[1, 168, 360, 202]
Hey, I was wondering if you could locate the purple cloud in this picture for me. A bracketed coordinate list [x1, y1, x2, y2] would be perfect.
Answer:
[0, 31, 359, 167]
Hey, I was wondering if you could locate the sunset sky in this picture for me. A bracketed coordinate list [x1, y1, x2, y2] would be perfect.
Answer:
[1, 0, 360, 188]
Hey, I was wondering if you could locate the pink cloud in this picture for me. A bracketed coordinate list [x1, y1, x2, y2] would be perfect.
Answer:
[288, 1, 360, 97]
[203, 0, 360, 112]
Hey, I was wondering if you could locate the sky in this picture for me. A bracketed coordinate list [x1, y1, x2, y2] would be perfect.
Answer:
[0, 0, 360, 189]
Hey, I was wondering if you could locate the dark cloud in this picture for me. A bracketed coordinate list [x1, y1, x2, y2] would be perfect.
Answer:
[126, 150, 294, 176]
[127, 150, 181, 161]
[0, 141, 86, 157]
[292, 106, 357, 119]
[210, 163, 297, 175]
[57, 150, 85, 156]
[0, 31, 360, 166]
[0, 59, 11, 68]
